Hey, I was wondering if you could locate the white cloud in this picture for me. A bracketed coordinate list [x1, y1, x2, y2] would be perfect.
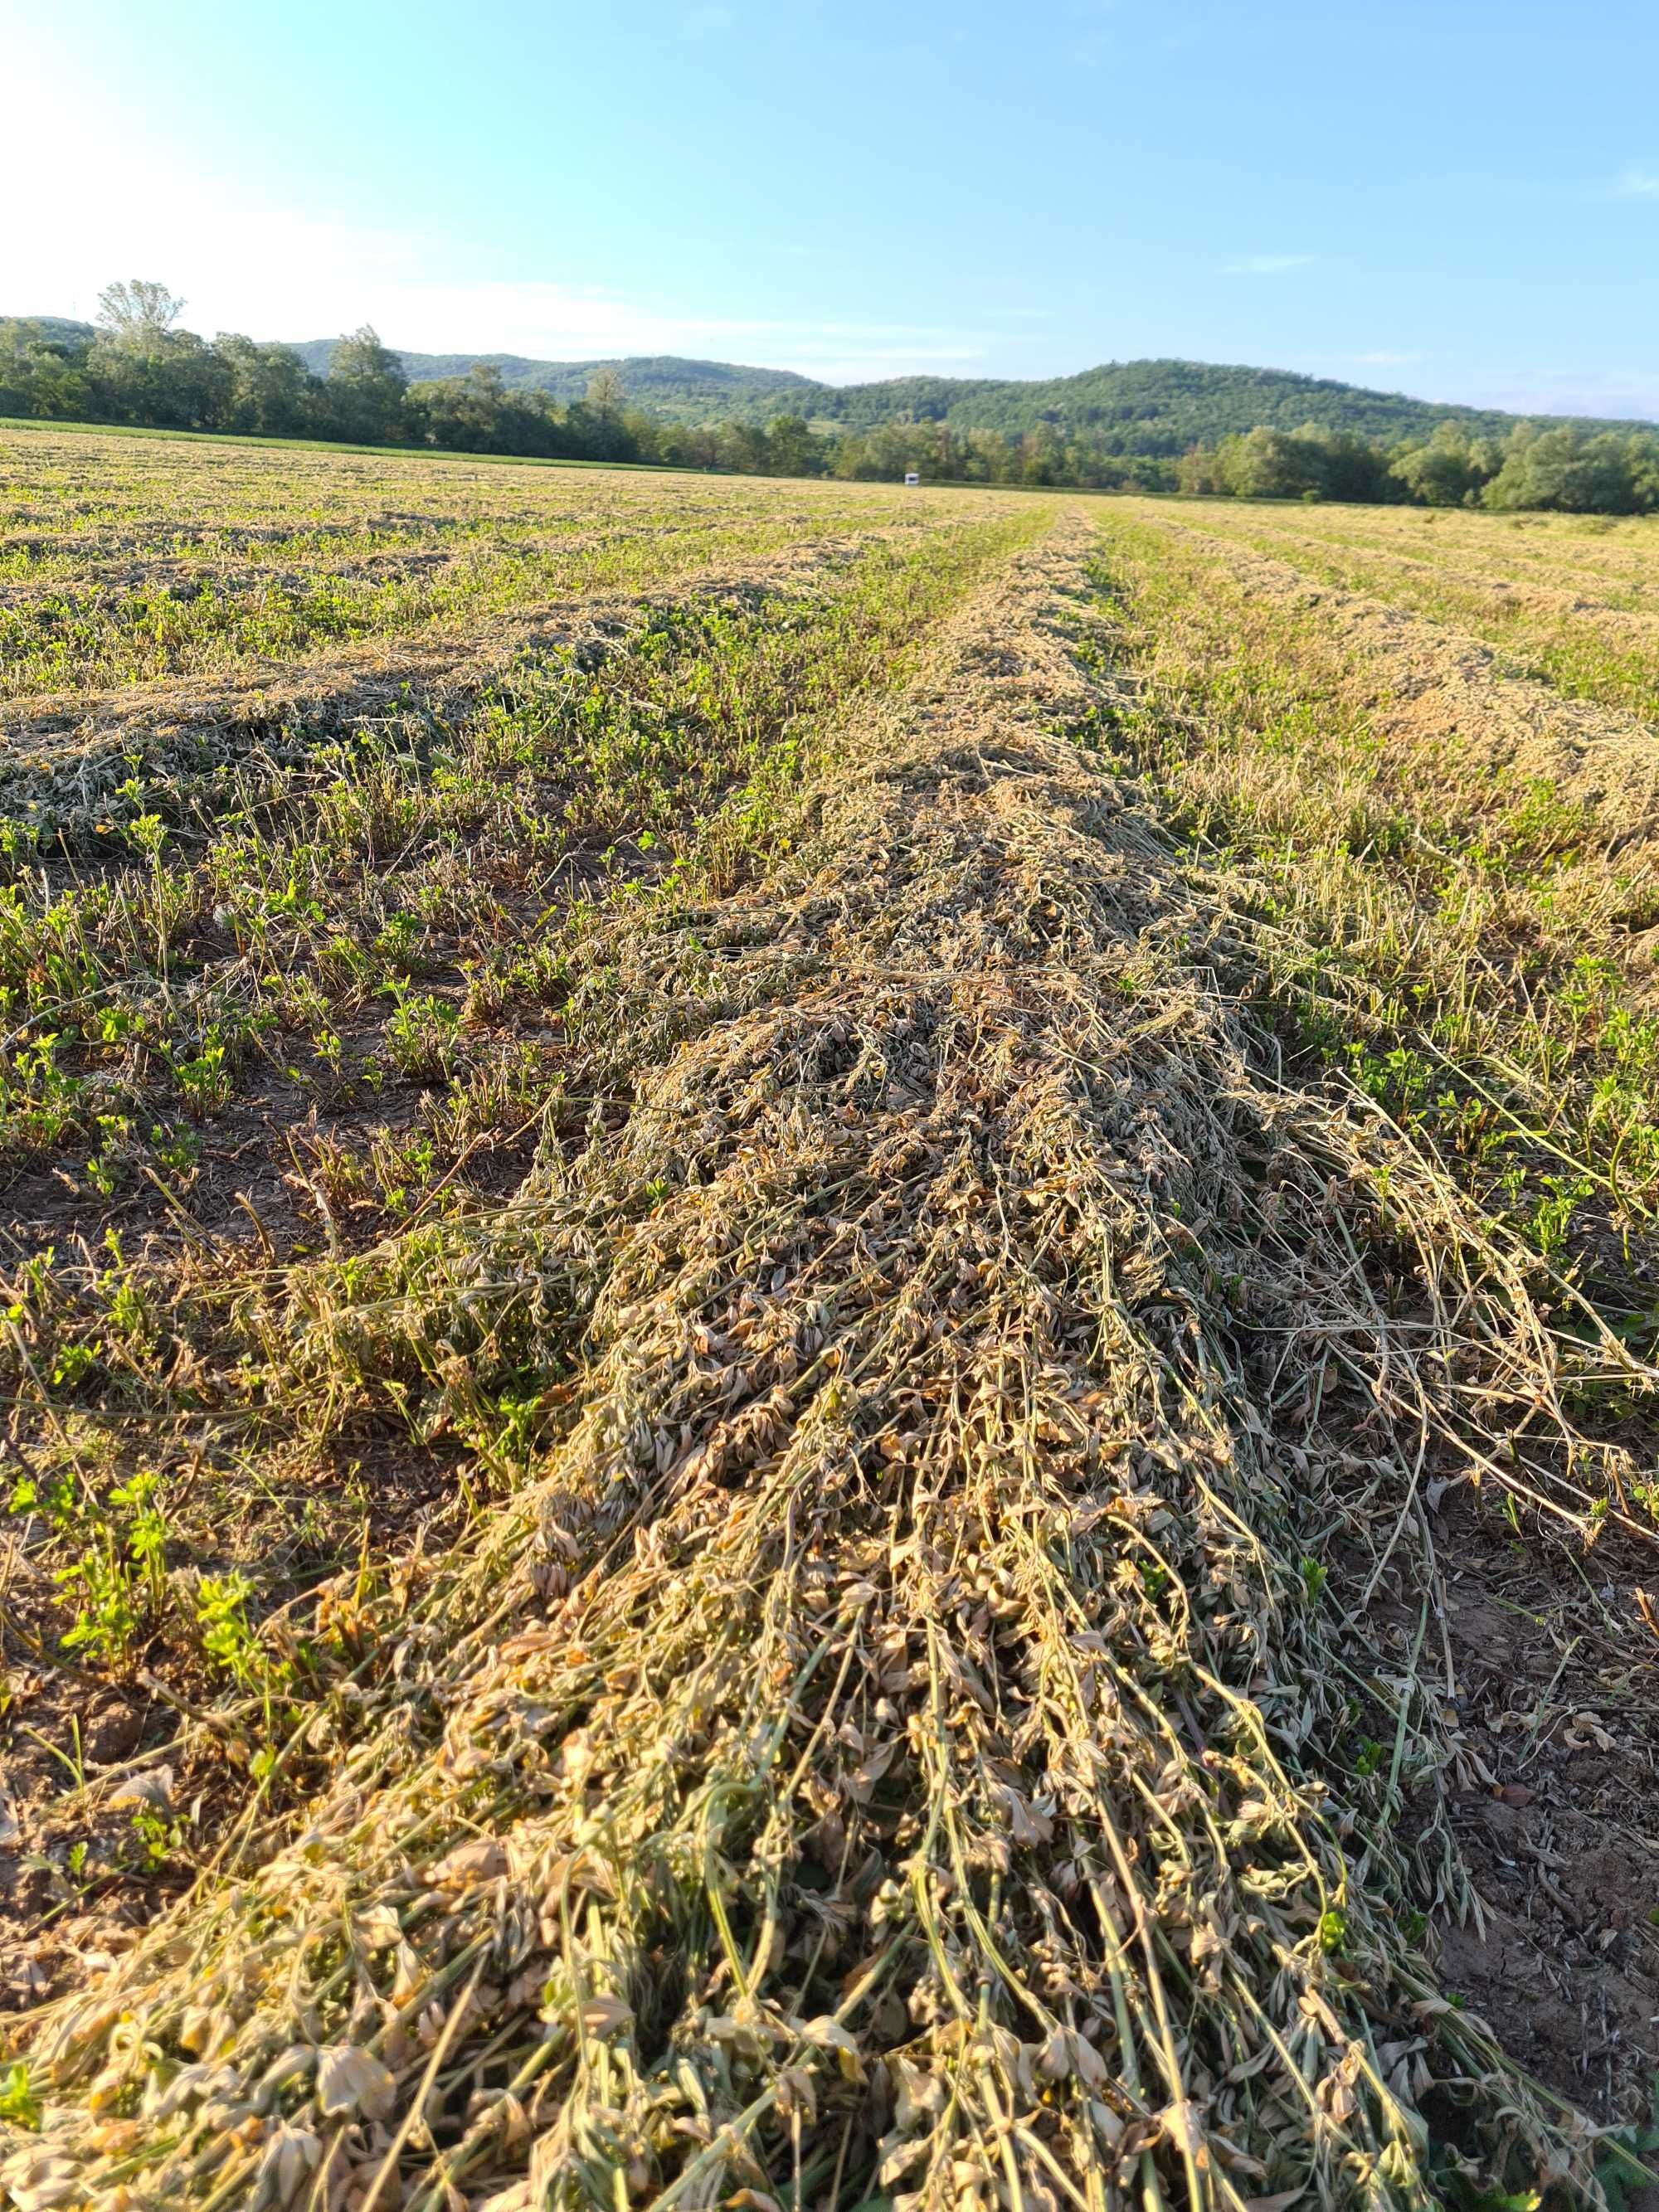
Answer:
[680, 4, 736, 33]
[1221, 254, 1314, 275]
[1349, 350, 1426, 368]
[1610, 167, 1659, 197]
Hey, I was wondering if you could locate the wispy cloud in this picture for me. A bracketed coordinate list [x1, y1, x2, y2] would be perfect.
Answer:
[1064, 0, 1117, 64]
[1221, 253, 1313, 275]
[1349, 349, 1426, 368]
[1610, 166, 1659, 197]
[680, 4, 736, 34]
[1471, 367, 1659, 423]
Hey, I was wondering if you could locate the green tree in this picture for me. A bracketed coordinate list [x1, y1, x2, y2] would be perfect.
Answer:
[89, 328, 231, 430]
[0, 323, 89, 418]
[1177, 443, 1228, 495]
[1019, 423, 1065, 484]
[86, 278, 229, 431]
[0, 320, 94, 421]
[324, 325, 408, 442]
[212, 335, 316, 436]
[965, 428, 1017, 484]
[405, 365, 577, 456]
[716, 421, 771, 474]
[1390, 421, 1499, 506]
[763, 413, 820, 477]
[1215, 425, 1325, 499]
[1482, 425, 1644, 513]
[95, 279, 187, 348]
[1300, 422, 1391, 502]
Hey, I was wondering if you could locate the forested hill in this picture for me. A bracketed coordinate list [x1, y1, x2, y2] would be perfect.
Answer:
[17, 319, 1646, 449]
[823, 360, 1589, 448]
[290, 342, 821, 425]
[284, 341, 1643, 449]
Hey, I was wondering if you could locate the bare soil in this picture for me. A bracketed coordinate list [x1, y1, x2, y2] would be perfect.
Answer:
[1432, 1489, 1659, 2128]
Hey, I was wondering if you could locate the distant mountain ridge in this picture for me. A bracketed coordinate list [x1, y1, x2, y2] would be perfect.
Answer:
[284, 343, 1654, 449]
[289, 341, 819, 425]
[16, 316, 1652, 450]
[20, 318, 99, 348]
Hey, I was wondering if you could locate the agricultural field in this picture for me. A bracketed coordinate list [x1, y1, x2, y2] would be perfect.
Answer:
[0, 432, 1655, 2212]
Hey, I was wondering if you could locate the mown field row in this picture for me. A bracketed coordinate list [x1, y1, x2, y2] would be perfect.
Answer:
[0, 440, 1654, 2212]
[0, 473, 1048, 1790]
[0, 430, 964, 696]
[1137, 495, 1659, 720]
[1102, 505, 1659, 1286]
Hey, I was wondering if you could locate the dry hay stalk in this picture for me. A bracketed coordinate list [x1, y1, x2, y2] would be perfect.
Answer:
[1125, 510, 1659, 848]
[3, 518, 1633, 2211]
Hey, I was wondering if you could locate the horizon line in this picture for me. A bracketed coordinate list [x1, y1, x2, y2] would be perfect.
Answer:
[13, 312, 1658, 426]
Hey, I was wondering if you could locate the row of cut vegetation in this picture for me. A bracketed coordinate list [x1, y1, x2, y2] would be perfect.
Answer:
[0, 444, 1655, 2210]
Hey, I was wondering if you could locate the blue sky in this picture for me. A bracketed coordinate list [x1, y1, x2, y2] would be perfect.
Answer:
[6, 0, 1658, 415]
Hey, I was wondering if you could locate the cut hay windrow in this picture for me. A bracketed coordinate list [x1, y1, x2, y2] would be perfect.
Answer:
[0, 431, 963, 703]
[3, 519, 1647, 2210]
[1107, 510, 1659, 826]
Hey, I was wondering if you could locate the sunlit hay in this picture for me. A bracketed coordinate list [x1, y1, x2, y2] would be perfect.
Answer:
[1114, 506, 1659, 842]
[7, 523, 1637, 2211]
[0, 425, 961, 708]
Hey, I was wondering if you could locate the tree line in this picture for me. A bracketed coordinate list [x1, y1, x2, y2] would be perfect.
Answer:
[5, 283, 1659, 513]
[0, 286, 652, 464]
[0, 289, 1182, 487]
[1175, 417, 1659, 513]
